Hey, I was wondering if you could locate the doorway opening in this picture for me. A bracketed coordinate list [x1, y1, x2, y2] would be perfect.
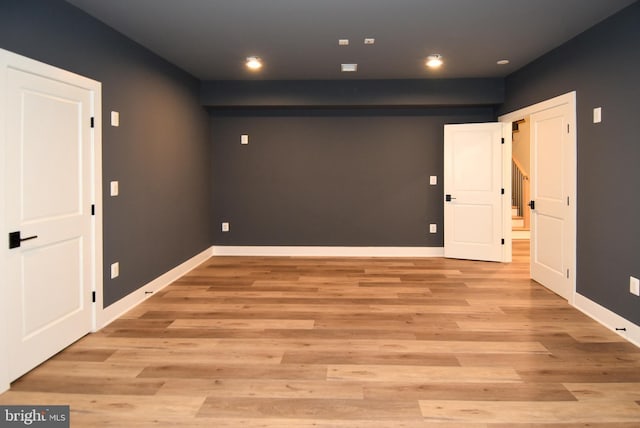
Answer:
[500, 91, 577, 303]
[511, 117, 530, 240]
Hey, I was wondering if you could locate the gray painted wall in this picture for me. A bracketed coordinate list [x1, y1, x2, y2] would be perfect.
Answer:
[211, 108, 495, 246]
[201, 79, 504, 108]
[501, 1, 640, 325]
[0, 0, 212, 307]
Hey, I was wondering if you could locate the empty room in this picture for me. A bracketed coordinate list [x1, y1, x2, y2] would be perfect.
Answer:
[1, 0, 639, 426]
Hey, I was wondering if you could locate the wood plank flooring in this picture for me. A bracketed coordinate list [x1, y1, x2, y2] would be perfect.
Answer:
[2, 240, 640, 427]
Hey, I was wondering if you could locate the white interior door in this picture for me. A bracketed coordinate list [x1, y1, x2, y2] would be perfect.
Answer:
[444, 123, 509, 262]
[2, 52, 98, 382]
[529, 103, 574, 300]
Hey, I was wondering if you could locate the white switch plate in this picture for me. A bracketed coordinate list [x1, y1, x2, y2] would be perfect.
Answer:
[111, 111, 120, 127]
[221, 222, 230, 232]
[593, 107, 602, 124]
[630, 276, 640, 296]
[429, 224, 437, 233]
[111, 262, 119, 279]
[241, 134, 249, 145]
[430, 176, 437, 185]
[110, 181, 119, 196]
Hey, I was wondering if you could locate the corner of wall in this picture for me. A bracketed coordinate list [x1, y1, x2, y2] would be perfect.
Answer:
[574, 293, 640, 348]
[95, 246, 213, 330]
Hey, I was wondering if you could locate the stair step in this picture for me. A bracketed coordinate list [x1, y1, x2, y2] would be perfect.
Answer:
[512, 217, 524, 228]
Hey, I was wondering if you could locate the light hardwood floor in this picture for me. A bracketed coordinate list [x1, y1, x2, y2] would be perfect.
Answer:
[1, 240, 640, 427]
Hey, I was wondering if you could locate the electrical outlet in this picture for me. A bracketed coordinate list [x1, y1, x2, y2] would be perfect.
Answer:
[429, 224, 437, 234]
[111, 262, 119, 279]
[430, 176, 437, 185]
[221, 222, 230, 232]
[630, 276, 640, 297]
[241, 134, 249, 145]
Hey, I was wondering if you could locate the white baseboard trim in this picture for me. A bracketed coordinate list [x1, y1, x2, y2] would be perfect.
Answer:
[94, 247, 213, 330]
[573, 293, 640, 347]
[211, 246, 445, 258]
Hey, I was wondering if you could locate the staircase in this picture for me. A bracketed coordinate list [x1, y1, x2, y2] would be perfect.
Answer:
[512, 158, 530, 239]
[512, 158, 530, 231]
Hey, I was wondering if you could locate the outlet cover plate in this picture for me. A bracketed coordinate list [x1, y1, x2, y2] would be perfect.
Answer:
[111, 262, 119, 279]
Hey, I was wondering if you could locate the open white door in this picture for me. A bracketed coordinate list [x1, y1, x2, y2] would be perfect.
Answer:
[1, 48, 102, 385]
[444, 123, 510, 262]
[529, 103, 574, 300]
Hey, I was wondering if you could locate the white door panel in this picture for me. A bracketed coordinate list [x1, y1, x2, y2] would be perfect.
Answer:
[530, 103, 573, 300]
[22, 238, 84, 338]
[2, 55, 98, 382]
[444, 123, 508, 262]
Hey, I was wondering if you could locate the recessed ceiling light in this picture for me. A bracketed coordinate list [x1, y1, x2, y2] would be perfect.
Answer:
[497, 59, 510, 65]
[246, 56, 262, 70]
[364, 38, 375, 45]
[426, 54, 443, 68]
[338, 39, 349, 46]
[341, 63, 357, 72]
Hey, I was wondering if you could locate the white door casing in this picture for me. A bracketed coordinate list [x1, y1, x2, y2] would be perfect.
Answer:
[499, 92, 576, 302]
[0, 48, 102, 390]
[444, 123, 511, 262]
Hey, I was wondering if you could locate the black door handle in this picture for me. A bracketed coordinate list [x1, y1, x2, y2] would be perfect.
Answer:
[8, 231, 38, 249]
[528, 200, 535, 210]
[445, 194, 456, 202]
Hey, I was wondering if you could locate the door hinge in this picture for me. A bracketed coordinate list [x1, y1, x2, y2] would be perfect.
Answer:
[90, 117, 95, 128]
[567, 124, 570, 133]
[566, 269, 570, 279]
[501, 137, 505, 145]
[501, 238, 505, 245]
[91, 204, 95, 215]
[92, 291, 96, 303]
[567, 196, 570, 206]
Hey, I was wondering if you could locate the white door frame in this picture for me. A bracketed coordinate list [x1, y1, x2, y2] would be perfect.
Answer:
[499, 91, 577, 303]
[0, 48, 103, 393]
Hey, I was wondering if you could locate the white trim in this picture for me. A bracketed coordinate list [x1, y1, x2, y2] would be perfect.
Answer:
[498, 91, 577, 305]
[91, 77, 103, 332]
[212, 246, 445, 258]
[501, 122, 513, 263]
[574, 293, 640, 348]
[0, 51, 9, 395]
[0, 48, 102, 394]
[94, 247, 212, 330]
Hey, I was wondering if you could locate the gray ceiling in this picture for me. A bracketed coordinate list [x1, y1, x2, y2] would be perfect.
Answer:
[65, 0, 636, 81]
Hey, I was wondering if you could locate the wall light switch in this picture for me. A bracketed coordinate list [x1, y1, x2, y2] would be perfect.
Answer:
[593, 107, 602, 124]
[430, 176, 437, 185]
[221, 222, 230, 232]
[429, 224, 437, 233]
[110, 181, 119, 196]
[111, 111, 120, 127]
[111, 262, 119, 279]
[241, 134, 249, 145]
[630, 276, 640, 296]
